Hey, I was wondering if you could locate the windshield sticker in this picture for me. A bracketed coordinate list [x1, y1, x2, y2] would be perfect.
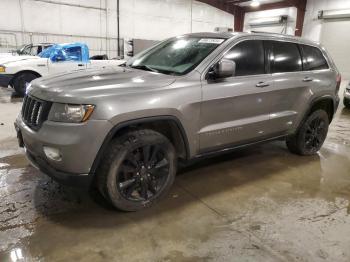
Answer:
[198, 38, 225, 44]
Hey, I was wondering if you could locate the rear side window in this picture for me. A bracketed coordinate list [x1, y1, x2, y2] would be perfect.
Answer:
[224, 40, 265, 76]
[300, 45, 329, 71]
[270, 41, 302, 73]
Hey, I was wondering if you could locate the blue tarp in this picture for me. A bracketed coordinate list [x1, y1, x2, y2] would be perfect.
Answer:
[38, 42, 89, 62]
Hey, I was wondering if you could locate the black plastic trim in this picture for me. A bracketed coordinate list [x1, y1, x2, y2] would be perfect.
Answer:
[25, 148, 93, 188]
[89, 115, 191, 176]
[180, 134, 288, 168]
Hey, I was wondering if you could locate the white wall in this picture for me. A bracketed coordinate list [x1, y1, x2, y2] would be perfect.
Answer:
[302, 0, 350, 42]
[119, 0, 234, 54]
[244, 7, 297, 35]
[0, 0, 234, 57]
[0, 0, 111, 56]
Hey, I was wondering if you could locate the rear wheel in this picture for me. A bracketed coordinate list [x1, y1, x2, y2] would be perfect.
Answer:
[12, 72, 38, 96]
[286, 109, 329, 155]
[97, 129, 176, 211]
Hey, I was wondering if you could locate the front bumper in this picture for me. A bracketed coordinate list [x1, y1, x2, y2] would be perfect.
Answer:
[15, 115, 113, 187]
[0, 74, 13, 87]
[25, 146, 93, 188]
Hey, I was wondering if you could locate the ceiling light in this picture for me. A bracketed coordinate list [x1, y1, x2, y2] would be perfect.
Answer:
[250, 0, 260, 7]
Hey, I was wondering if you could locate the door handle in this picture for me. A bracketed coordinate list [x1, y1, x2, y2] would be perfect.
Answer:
[303, 77, 313, 82]
[78, 64, 84, 67]
[256, 81, 270, 88]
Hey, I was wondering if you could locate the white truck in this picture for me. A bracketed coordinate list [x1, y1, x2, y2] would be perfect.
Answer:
[0, 42, 125, 95]
[0, 43, 53, 58]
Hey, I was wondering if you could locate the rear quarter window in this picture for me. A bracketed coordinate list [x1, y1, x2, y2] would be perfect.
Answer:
[300, 44, 329, 71]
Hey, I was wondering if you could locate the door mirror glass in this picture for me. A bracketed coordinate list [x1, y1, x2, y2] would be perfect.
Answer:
[210, 59, 236, 79]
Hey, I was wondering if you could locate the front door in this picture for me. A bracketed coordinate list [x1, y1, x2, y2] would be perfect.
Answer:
[199, 40, 275, 151]
[49, 45, 86, 74]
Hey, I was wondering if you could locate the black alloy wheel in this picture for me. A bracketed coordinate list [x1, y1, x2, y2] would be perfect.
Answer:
[117, 144, 170, 202]
[286, 109, 329, 155]
[303, 116, 328, 152]
[97, 129, 176, 211]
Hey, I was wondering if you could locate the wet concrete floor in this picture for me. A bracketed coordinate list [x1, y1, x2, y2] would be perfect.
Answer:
[1, 85, 350, 261]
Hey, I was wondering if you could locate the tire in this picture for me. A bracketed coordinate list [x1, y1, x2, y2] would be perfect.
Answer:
[286, 109, 329, 156]
[12, 72, 38, 96]
[97, 129, 177, 211]
[344, 98, 350, 108]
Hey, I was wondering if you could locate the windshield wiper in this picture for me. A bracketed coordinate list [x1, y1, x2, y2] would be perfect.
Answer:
[130, 64, 159, 73]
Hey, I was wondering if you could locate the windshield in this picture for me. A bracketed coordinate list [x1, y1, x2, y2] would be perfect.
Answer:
[16, 44, 28, 55]
[126, 37, 226, 75]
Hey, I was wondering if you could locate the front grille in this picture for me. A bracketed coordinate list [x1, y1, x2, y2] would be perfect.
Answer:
[21, 95, 52, 130]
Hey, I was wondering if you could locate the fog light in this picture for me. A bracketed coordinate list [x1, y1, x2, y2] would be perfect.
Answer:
[43, 146, 62, 161]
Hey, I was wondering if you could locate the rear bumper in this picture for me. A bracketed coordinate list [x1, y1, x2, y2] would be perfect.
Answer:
[0, 74, 13, 87]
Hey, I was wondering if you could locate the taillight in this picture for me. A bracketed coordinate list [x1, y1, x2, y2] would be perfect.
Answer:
[336, 74, 341, 93]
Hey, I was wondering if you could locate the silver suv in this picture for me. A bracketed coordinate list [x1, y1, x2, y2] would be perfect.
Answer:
[15, 32, 341, 211]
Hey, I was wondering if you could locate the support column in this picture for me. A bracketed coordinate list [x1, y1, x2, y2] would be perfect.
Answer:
[295, 0, 307, 36]
[233, 6, 245, 32]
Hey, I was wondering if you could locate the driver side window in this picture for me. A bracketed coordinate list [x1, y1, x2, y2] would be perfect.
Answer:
[50, 49, 66, 62]
[224, 40, 265, 77]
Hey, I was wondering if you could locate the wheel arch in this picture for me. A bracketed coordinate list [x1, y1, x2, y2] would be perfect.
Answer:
[90, 115, 190, 176]
[9, 70, 42, 87]
[308, 95, 335, 123]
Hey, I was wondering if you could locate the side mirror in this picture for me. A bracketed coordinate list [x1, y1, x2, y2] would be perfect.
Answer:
[209, 59, 236, 79]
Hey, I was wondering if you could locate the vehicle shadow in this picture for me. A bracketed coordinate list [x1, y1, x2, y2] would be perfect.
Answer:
[31, 140, 324, 229]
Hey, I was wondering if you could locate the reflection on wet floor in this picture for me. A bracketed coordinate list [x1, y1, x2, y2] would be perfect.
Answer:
[1, 85, 350, 261]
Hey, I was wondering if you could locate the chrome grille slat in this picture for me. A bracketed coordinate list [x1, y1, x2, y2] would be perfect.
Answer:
[21, 95, 52, 130]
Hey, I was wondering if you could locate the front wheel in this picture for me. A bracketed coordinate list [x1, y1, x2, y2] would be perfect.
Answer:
[97, 129, 177, 211]
[12, 72, 38, 96]
[286, 109, 329, 155]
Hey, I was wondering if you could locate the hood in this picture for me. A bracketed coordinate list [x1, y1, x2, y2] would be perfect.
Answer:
[0, 52, 15, 58]
[30, 67, 177, 103]
[0, 55, 40, 65]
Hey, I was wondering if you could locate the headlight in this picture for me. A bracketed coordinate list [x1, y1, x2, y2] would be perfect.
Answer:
[48, 103, 95, 123]
[0, 65, 5, 73]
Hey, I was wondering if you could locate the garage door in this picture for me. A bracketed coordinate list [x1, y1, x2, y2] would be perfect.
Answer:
[320, 20, 350, 79]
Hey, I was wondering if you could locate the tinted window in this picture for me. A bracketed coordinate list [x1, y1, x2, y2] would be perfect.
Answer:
[301, 45, 329, 70]
[224, 40, 265, 76]
[271, 41, 302, 73]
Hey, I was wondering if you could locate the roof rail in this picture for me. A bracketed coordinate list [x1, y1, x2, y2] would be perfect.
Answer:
[250, 31, 287, 35]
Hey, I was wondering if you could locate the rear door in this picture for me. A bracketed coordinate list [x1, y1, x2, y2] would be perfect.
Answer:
[266, 40, 310, 134]
[199, 39, 275, 151]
